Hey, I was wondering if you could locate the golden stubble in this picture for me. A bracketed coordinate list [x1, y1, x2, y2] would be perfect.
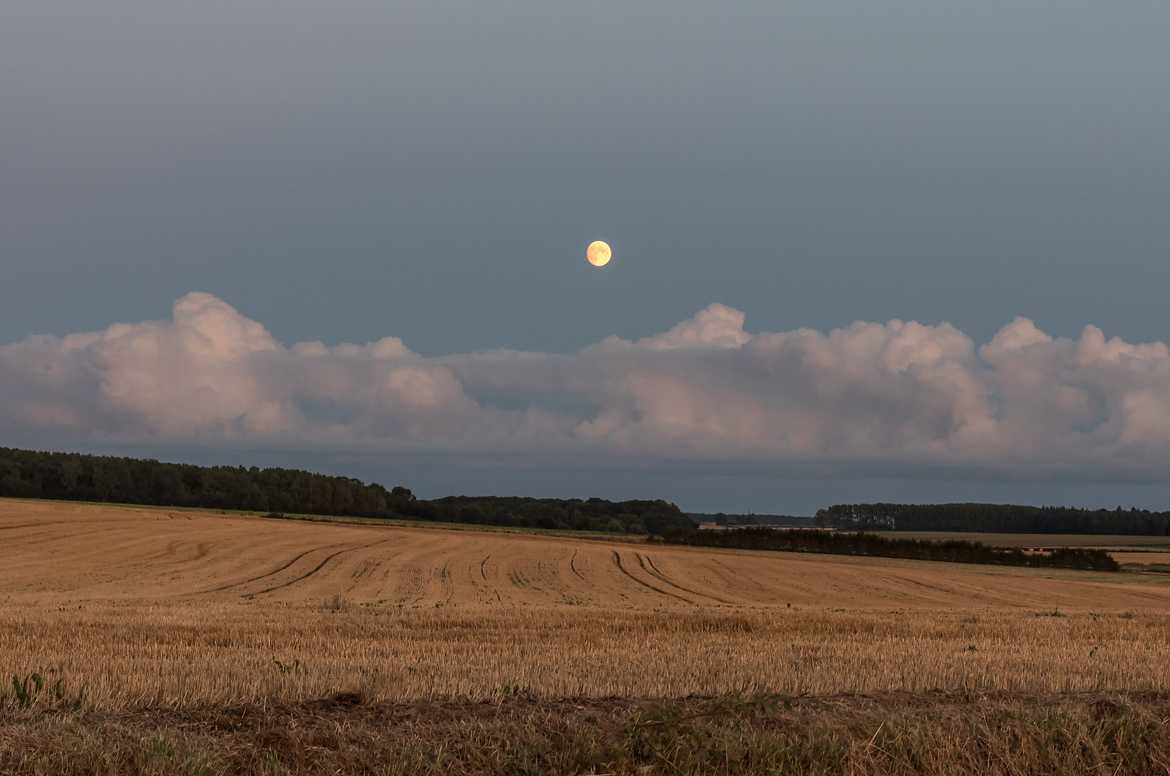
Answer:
[4, 498, 1170, 710]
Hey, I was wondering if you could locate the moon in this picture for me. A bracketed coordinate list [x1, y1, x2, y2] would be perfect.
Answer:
[586, 240, 612, 267]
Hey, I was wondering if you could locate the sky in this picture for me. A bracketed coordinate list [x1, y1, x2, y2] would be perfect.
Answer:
[3, 0, 1170, 513]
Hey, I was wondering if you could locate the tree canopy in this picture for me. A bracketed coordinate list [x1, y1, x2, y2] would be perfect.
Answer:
[0, 447, 692, 535]
[816, 503, 1170, 535]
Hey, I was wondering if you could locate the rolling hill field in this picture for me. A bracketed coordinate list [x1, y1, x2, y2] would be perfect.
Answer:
[5, 496, 1170, 705]
[6, 497, 1170, 773]
[8, 498, 1170, 610]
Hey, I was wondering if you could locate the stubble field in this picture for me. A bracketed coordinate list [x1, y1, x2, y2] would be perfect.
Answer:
[6, 498, 1170, 774]
[5, 498, 1170, 707]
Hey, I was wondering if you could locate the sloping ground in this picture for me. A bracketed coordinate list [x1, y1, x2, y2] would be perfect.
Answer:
[4, 498, 1170, 611]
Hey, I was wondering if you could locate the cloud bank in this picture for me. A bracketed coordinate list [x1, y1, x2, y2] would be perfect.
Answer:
[4, 292, 1170, 479]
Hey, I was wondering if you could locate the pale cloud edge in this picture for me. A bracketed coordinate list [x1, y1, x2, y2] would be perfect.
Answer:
[4, 292, 1170, 481]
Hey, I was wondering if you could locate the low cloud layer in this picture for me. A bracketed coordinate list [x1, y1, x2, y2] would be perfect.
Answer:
[5, 292, 1170, 480]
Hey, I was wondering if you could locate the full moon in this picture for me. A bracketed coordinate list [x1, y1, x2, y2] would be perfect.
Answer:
[586, 240, 612, 267]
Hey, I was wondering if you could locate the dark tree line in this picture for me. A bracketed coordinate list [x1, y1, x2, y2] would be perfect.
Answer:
[0, 447, 693, 535]
[815, 503, 1170, 535]
[0, 447, 416, 517]
[665, 528, 1120, 571]
[418, 496, 691, 534]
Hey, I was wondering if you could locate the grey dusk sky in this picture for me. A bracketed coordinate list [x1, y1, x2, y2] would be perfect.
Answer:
[3, 0, 1170, 512]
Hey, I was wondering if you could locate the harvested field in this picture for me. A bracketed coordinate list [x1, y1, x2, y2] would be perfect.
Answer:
[1112, 551, 1170, 577]
[1112, 551, 1170, 565]
[5, 499, 1170, 611]
[4, 498, 1170, 712]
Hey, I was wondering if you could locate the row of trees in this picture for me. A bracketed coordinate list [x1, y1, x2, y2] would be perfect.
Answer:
[816, 503, 1170, 535]
[0, 447, 417, 517]
[665, 528, 1120, 571]
[0, 447, 693, 535]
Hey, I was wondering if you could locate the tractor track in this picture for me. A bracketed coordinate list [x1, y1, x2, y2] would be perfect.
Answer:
[246, 539, 391, 598]
[569, 549, 585, 580]
[611, 550, 694, 604]
[196, 543, 350, 594]
[638, 552, 735, 605]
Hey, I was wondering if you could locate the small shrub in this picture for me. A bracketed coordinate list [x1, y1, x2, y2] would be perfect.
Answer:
[11, 672, 43, 709]
[5, 670, 85, 711]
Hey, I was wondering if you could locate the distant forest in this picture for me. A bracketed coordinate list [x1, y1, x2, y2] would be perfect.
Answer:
[816, 503, 1170, 535]
[667, 527, 1120, 572]
[0, 447, 693, 535]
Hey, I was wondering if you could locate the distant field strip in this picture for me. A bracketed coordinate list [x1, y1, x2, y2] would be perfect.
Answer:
[893, 531, 1170, 549]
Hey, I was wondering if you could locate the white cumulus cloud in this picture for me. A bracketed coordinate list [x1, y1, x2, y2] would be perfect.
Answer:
[5, 292, 1170, 479]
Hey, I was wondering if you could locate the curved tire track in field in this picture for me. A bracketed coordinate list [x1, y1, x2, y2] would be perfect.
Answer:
[569, 549, 585, 581]
[637, 553, 735, 605]
[345, 555, 385, 594]
[467, 554, 502, 605]
[247, 539, 392, 598]
[197, 543, 349, 594]
[611, 550, 694, 605]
